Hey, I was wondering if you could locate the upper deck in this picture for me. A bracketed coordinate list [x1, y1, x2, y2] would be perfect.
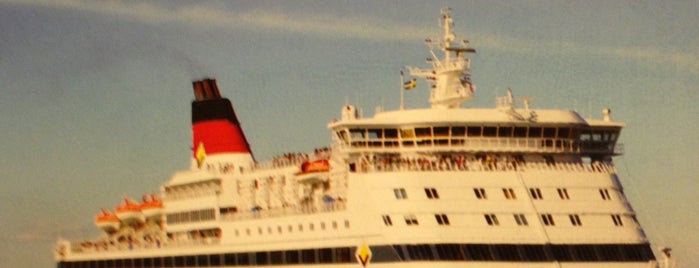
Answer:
[329, 107, 624, 157]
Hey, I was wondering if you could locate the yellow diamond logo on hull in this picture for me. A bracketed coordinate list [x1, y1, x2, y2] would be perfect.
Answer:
[355, 244, 372, 267]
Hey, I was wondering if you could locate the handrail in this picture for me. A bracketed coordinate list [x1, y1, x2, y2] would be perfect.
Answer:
[341, 137, 621, 155]
[353, 154, 616, 174]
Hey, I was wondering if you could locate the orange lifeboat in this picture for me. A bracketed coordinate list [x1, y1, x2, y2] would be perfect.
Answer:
[139, 194, 164, 220]
[115, 197, 144, 224]
[296, 159, 330, 184]
[94, 209, 120, 233]
[299, 159, 330, 174]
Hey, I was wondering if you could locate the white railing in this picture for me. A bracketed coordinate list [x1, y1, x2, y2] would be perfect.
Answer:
[341, 137, 622, 156]
[220, 201, 347, 222]
[354, 155, 616, 174]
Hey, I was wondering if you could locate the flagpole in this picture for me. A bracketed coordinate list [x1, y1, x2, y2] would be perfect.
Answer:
[400, 69, 405, 110]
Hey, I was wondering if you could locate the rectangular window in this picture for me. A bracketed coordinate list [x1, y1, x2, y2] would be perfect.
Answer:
[433, 126, 449, 137]
[557, 188, 570, 200]
[394, 188, 408, 199]
[474, 188, 487, 199]
[503, 188, 517, 199]
[569, 214, 582, 226]
[301, 249, 316, 264]
[255, 252, 268, 265]
[285, 250, 299, 264]
[384, 129, 398, 139]
[557, 127, 571, 138]
[424, 188, 439, 199]
[600, 188, 612, 200]
[270, 251, 283, 265]
[541, 214, 555, 226]
[530, 188, 543, 199]
[484, 214, 499, 226]
[367, 129, 382, 139]
[612, 214, 623, 226]
[498, 126, 513, 137]
[435, 214, 450, 225]
[543, 127, 557, 138]
[483, 126, 497, 137]
[513, 127, 528, 137]
[405, 215, 419, 226]
[414, 127, 432, 138]
[514, 214, 528, 226]
[451, 126, 466, 136]
[382, 215, 393, 226]
[467, 126, 482, 137]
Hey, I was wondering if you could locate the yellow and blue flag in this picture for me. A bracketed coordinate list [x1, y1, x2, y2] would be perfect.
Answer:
[403, 78, 417, 90]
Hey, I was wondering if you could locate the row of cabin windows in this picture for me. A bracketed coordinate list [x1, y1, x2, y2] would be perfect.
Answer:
[394, 187, 615, 201]
[166, 208, 216, 225]
[234, 220, 351, 236]
[342, 126, 619, 142]
[57, 243, 656, 268]
[382, 213, 627, 227]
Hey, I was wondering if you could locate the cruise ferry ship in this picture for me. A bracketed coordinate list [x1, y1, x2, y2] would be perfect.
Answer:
[55, 8, 664, 268]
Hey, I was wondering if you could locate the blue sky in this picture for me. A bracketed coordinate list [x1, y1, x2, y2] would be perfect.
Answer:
[0, 1, 697, 267]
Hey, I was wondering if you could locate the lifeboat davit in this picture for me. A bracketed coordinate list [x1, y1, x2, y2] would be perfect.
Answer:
[296, 159, 330, 184]
[140, 194, 164, 220]
[115, 197, 144, 224]
[95, 209, 120, 233]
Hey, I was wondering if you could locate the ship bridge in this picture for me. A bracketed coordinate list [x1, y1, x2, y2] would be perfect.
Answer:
[329, 107, 624, 157]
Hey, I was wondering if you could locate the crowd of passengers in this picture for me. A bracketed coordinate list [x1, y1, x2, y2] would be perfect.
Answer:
[74, 229, 220, 253]
[358, 154, 613, 173]
[268, 147, 331, 168]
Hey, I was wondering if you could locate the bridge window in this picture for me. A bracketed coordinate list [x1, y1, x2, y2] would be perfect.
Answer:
[498, 126, 513, 137]
[557, 127, 571, 138]
[434, 127, 449, 137]
[543, 127, 556, 138]
[452, 126, 466, 136]
[349, 129, 365, 139]
[483, 126, 497, 137]
[513, 127, 527, 137]
[415, 127, 432, 138]
[384, 129, 398, 138]
[367, 129, 382, 139]
[467, 126, 482, 136]
[529, 127, 542, 138]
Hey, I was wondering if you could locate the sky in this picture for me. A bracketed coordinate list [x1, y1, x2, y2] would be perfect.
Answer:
[0, 0, 697, 267]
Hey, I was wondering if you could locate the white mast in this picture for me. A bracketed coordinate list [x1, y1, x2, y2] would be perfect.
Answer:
[408, 7, 476, 109]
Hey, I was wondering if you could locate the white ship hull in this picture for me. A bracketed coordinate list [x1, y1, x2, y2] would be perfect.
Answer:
[55, 7, 662, 268]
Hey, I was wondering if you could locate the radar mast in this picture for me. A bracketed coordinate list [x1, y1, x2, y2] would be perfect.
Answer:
[408, 7, 476, 109]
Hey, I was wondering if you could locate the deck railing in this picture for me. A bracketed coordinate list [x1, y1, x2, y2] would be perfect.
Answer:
[353, 155, 616, 174]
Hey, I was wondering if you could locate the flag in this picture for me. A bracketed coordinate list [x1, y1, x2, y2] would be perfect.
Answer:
[403, 78, 417, 90]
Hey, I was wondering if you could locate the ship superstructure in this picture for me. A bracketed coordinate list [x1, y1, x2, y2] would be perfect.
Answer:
[56, 7, 661, 268]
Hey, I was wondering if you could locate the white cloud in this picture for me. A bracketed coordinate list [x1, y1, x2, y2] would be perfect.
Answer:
[4, 0, 697, 73]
